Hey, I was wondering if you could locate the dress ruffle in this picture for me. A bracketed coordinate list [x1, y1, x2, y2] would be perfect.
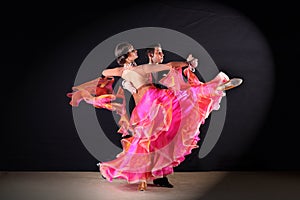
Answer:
[66, 77, 115, 110]
[67, 69, 228, 183]
[98, 69, 229, 183]
[67, 77, 133, 136]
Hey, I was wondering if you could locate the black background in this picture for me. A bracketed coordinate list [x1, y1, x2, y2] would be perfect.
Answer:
[2, 0, 300, 172]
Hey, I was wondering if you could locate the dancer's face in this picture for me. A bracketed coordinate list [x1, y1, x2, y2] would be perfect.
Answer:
[151, 47, 164, 64]
[126, 47, 138, 63]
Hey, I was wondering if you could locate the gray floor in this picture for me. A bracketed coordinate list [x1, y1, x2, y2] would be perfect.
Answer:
[0, 171, 299, 200]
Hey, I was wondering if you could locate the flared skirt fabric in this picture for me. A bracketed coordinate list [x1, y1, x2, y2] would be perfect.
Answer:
[99, 70, 229, 183]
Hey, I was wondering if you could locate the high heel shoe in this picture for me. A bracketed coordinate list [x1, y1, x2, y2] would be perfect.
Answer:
[217, 78, 243, 91]
[137, 181, 147, 191]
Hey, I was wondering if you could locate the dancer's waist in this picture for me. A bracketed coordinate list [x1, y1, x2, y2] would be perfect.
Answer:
[137, 83, 154, 91]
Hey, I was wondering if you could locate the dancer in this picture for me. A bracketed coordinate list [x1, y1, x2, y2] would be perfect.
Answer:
[121, 43, 193, 188]
[67, 42, 242, 191]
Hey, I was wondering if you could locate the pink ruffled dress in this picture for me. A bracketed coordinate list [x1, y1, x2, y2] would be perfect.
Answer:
[67, 68, 229, 183]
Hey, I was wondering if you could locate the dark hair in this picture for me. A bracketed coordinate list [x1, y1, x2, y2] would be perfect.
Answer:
[146, 48, 155, 57]
[116, 54, 128, 65]
[146, 43, 161, 57]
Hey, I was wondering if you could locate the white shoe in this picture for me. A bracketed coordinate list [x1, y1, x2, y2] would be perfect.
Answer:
[217, 78, 243, 91]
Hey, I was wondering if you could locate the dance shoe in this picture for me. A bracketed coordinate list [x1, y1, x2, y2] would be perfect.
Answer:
[138, 182, 147, 191]
[153, 177, 174, 188]
[216, 78, 243, 91]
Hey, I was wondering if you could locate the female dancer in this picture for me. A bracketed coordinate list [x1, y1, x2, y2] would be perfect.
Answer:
[67, 42, 242, 191]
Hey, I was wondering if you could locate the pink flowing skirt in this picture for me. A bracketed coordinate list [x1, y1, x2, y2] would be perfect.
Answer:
[98, 69, 229, 183]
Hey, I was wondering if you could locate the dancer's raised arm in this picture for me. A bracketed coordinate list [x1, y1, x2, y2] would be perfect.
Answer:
[141, 61, 189, 73]
[102, 67, 123, 77]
